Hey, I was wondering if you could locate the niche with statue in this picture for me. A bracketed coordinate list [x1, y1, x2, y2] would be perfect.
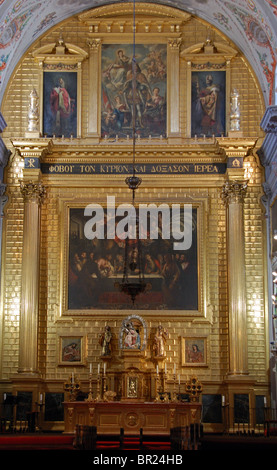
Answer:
[115, 315, 151, 401]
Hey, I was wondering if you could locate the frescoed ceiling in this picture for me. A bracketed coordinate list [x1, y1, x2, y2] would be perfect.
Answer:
[0, 0, 277, 107]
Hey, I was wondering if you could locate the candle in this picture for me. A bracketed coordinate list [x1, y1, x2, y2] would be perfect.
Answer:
[40, 393, 43, 404]
[264, 397, 267, 407]
[90, 363, 92, 374]
[156, 365, 159, 375]
[98, 364, 100, 375]
[178, 374, 180, 385]
[222, 395, 225, 406]
[165, 363, 167, 374]
[72, 372, 74, 383]
[4, 393, 6, 401]
[174, 364, 176, 375]
[104, 362, 106, 374]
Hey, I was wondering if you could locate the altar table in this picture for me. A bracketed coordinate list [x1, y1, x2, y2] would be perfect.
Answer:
[63, 400, 202, 436]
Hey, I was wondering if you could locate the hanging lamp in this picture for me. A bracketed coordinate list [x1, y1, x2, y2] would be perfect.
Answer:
[115, 0, 148, 305]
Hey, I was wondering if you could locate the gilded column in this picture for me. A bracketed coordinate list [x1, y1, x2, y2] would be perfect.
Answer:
[222, 179, 249, 376]
[87, 38, 101, 139]
[167, 38, 182, 141]
[18, 181, 46, 374]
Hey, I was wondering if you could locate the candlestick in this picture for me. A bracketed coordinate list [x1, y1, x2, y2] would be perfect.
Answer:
[64, 374, 81, 402]
[86, 366, 94, 402]
[95, 372, 101, 402]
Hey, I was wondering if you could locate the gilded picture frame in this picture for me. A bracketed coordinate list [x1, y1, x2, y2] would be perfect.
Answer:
[181, 41, 237, 138]
[59, 336, 86, 366]
[60, 194, 206, 318]
[43, 70, 78, 138]
[190, 70, 226, 138]
[66, 205, 199, 312]
[182, 337, 207, 367]
[32, 41, 88, 139]
[101, 43, 167, 139]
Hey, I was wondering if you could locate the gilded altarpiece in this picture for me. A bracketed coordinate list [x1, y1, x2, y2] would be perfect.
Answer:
[0, 3, 269, 435]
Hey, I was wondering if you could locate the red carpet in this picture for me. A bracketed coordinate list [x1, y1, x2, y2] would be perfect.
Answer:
[0, 434, 75, 450]
[0, 434, 172, 451]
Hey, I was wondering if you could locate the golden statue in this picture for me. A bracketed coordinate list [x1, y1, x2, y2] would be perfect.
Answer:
[153, 325, 168, 357]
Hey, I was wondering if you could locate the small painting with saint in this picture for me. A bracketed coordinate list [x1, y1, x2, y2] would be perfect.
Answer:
[43, 71, 77, 137]
[182, 337, 207, 366]
[60, 336, 83, 365]
[191, 70, 226, 137]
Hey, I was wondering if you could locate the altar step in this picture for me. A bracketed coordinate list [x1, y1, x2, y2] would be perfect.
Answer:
[96, 435, 172, 451]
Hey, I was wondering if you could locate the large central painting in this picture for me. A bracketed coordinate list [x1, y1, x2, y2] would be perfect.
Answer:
[68, 207, 198, 311]
[101, 44, 167, 138]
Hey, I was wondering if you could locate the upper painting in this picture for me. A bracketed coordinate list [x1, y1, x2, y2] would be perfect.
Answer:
[101, 44, 167, 139]
[43, 71, 78, 138]
[191, 70, 226, 137]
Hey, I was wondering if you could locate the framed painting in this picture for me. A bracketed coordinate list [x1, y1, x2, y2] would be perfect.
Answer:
[43, 71, 78, 138]
[33, 41, 88, 138]
[101, 43, 167, 139]
[67, 206, 199, 312]
[59, 336, 85, 365]
[191, 70, 226, 138]
[182, 337, 207, 367]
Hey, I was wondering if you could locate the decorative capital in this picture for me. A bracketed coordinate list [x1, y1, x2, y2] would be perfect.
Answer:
[20, 181, 46, 204]
[222, 179, 248, 204]
[87, 38, 102, 50]
[168, 38, 182, 49]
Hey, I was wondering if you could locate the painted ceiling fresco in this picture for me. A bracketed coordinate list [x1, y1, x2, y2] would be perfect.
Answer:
[0, 0, 277, 106]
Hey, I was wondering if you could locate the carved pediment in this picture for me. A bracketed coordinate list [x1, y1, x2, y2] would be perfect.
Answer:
[181, 39, 238, 64]
[32, 36, 88, 65]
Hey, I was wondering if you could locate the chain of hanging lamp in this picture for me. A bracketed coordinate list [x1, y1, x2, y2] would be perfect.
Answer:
[115, 0, 147, 305]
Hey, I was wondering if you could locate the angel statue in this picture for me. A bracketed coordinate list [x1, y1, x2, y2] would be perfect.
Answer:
[153, 325, 168, 357]
[99, 325, 112, 356]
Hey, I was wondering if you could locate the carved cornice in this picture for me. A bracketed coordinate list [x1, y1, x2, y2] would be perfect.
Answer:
[11, 139, 53, 162]
[79, 2, 190, 35]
